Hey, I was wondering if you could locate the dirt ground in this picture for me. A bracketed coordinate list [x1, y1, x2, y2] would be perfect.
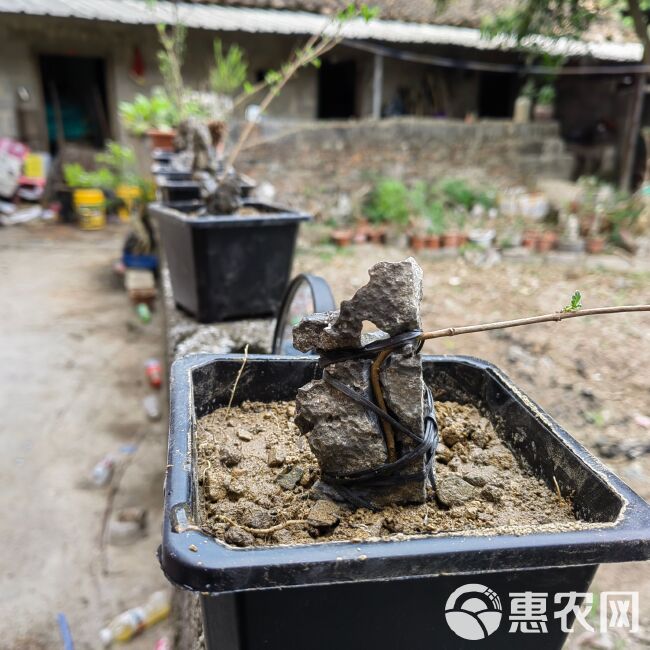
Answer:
[0, 221, 649, 648]
[0, 223, 170, 649]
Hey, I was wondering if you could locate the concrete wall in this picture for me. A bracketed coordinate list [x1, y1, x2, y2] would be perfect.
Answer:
[236, 117, 574, 217]
[0, 14, 510, 152]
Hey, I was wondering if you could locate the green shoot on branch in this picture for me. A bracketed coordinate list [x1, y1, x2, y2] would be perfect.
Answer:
[562, 290, 583, 313]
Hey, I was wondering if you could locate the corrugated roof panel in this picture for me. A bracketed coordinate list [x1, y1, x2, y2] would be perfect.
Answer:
[0, 0, 643, 62]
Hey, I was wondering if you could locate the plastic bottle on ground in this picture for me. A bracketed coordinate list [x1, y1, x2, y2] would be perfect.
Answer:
[99, 590, 170, 646]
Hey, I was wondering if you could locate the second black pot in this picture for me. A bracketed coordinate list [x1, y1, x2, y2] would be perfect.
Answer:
[150, 202, 311, 322]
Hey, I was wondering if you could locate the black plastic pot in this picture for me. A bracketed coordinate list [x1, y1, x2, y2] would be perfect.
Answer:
[151, 163, 192, 182]
[156, 178, 201, 205]
[161, 354, 650, 650]
[150, 202, 311, 322]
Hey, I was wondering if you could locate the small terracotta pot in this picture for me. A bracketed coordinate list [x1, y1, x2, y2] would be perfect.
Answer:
[425, 234, 440, 249]
[409, 234, 426, 252]
[148, 129, 176, 151]
[536, 231, 557, 253]
[367, 228, 385, 245]
[458, 233, 469, 246]
[586, 236, 605, 254]
[331, 229, 353, 247]
[353, 230, 368, 244]
[522, 231, 540, 250]
[442, 232, 462, 248]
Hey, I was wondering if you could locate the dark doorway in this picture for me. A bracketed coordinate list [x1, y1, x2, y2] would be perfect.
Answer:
[39, 55, 110, 155]
[478, 71, 517, 118]
[318, 60, 357, 119]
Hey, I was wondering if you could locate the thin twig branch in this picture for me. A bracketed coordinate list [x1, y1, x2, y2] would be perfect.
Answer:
[225, 344, 249, 420]
[369, 303, 650, 465]
[419, 304, 650, 341]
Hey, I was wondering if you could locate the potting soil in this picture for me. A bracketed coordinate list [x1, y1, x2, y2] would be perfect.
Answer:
[197, 399, 587, 548]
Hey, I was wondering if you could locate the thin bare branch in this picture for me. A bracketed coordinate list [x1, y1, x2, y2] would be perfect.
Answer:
[419, 304, 650, 342]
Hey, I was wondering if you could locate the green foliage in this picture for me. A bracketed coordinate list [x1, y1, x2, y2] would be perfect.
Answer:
[156, 21, 187, 117]
[438, 178, 476, 210]
[119, 89, 177, 135]
[210, 39, 249, 96]
[562, 290, 583, 313]
[337, 2, 380, 22]
[63, 163, 117, 190]
[537, 84, 556, 106]
[408, 181, 447, 233]
[63, 141, 143, 190]
[480, 1, 599, 42]
[365, 179, 410, 225]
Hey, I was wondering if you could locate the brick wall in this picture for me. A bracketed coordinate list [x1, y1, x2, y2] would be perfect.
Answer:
[237, 117, 574, 219]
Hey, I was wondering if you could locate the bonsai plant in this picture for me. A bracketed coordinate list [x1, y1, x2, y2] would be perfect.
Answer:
[161, 260, 650, 650]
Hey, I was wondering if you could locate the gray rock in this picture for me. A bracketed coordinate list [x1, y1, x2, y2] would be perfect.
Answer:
[436, 475, 475, 507]
[267, 447, 286, 468]
[220, 445, 241, 467]
[293, 259, 430, 507]
[276, 465, 304, 491]
[293, 311, 342, 353]
[242, 507, 274, 530]
[293, 258, 422, 352]
[307, 499, 341, 529]
[462, 466, 498, 488]
[296, 360, 386, 474]
[481, 485, 503, 503]
[224, 526, 255, 547]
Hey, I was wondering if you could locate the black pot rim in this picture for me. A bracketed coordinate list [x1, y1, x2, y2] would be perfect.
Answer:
[151, 201, 311, 228]
[161, 353, 650, 594]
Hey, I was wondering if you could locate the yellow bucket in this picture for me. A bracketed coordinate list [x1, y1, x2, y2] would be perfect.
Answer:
[116, 184, 141, 222]
[74, 188, 106, 231]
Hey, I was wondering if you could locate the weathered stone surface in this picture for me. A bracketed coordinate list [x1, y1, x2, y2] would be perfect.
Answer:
[224, 526, 255, 547]
[267, 447, 286, 468]
[436, 475, 475, 507]
[381, 349, 424, 435]
[295, 360, 386, 474]
[462, 466, 498, 488]
[276, 465, 304, 491]
[293, 258, 423, 352]
[481, 485, 503, 503]
[307, 499, 341, 529]
[292, 311, 342, 353]
[294, 259, 431, 508]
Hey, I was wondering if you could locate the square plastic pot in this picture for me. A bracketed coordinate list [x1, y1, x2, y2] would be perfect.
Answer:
[150, 203, 311, 322]
[161, 354, 650, 650]
[156, 178, 201, 205]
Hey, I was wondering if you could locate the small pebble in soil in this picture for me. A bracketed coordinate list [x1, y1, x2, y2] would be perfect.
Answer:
[276, 466, 304, 490]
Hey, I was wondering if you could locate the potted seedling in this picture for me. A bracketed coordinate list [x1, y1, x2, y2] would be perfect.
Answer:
[152, 4, 378, 322]
[331, 228, 354, 247]
[533, 84, 556, 122]
[364, 178, 410, 247]
[426, 200, 445, 249]
[586, 204, 606, 254]
[63, 162, 117, 230]
[407, 181, 432, 251]
[161, 260, 650, 650]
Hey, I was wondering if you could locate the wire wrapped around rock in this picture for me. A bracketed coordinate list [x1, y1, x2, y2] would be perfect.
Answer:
[318, 330, 438, 500]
